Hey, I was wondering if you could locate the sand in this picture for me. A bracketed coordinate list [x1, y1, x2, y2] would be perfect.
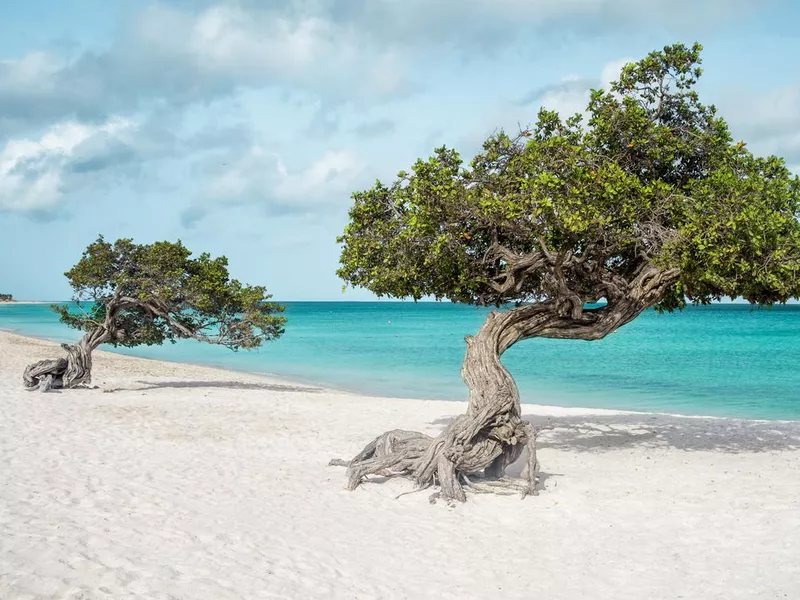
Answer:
[1, 330, 799, 599]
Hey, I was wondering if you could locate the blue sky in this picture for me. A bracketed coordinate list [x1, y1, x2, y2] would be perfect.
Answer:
[1, 0, 799, 301]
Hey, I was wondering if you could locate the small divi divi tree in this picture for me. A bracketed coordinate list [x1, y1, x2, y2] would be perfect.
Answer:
[24, 236, 286, 392]
[333, 43, 800, 502]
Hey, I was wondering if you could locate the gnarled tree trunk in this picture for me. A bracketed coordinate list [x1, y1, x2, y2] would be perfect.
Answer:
[332, 306, 554, 503]
[332, 267, 680, 502]
[23, 327, 108, 392]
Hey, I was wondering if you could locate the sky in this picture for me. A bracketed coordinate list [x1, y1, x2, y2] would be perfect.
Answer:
[0, 0, 799, 301]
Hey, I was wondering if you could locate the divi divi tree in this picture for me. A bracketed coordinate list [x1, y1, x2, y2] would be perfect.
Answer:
[24, 236, 286, 392]
[333, 44, 800, 502]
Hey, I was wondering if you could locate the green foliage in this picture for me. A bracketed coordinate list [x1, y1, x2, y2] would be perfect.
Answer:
[55, 236, 285, 350]
[337, 43, 800, 310]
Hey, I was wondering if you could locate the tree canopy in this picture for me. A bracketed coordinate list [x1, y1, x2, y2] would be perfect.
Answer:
[338, 43, 800, 317]
[55, 236, 286, 350]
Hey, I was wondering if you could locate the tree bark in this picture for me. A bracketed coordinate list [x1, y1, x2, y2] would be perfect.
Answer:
[23, 327, 109, 392]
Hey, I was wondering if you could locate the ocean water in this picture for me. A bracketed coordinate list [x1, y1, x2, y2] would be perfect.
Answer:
[1, 301, 799, 420]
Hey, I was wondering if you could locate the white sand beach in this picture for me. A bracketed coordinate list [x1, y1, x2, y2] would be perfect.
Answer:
[1, 330, 799, 599]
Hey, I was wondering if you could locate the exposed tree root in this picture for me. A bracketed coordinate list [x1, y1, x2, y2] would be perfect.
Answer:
[330, 418, 551, 503]
[23, 338, 95, 392]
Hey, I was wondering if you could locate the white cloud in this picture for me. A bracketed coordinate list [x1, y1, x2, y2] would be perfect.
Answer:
[727, 85, 800, 134]
[536, 58, 630, 118]
[311, 0, 752, 50]
[0, 52, 61, 87]
[0, 2, 417, 139]
[0, 0, 756, 139]
[125, 2, 412, 104]
[0, 118, 135, 212]
[719, 84, 800, 163]
[539, 76, 592, 118]
[274, 150, 362, 200]
[187, 146, 363, 223]
[138, 4, 346, 79]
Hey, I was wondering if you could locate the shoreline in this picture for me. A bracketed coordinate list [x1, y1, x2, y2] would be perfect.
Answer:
[0, 329, 628, 419]
[0, 326, 364, 399]
[0, 327, 340, 392]
[3, 329, 799, 438]
[1, 327, 796, 423]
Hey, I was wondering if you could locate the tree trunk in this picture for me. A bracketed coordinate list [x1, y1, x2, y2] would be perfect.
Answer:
[23, 328, 108, 392]
[333, 307, 549, 503]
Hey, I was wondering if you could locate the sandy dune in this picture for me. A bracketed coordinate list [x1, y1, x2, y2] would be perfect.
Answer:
[1, 330, 799, 599]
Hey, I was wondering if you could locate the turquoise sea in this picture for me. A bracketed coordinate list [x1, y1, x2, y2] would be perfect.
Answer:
[1, 301, 799, 420]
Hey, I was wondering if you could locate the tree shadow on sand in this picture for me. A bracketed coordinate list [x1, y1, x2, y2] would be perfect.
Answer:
[430, 412, 800, 453]
[127, 380, 323, 393]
